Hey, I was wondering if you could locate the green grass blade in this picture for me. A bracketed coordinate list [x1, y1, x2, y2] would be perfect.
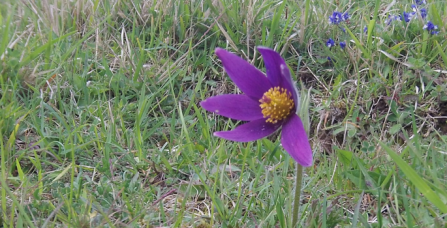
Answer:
[379, 141, 447, 213]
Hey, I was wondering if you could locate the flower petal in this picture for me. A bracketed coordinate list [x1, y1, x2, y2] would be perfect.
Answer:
[281, 114, 313, 166]
[216, 48, 272, 100]
[257, 47, 299, 112]
[279, 64, 299, 112]
[257, 47, 285, 87]
[200, 94, 263, 121]
[214, 118, 280, 142]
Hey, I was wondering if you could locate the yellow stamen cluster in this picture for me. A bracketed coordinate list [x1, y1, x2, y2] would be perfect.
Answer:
[259, 87, 294, 124]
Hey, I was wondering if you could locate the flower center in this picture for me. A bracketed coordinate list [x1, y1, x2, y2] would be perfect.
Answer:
[259, 87, 295, 124]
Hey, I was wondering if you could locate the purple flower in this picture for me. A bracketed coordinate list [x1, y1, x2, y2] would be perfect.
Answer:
[363, 26, 368, 34]
[340, 41, 346, 49]
[326, 38, 335, 48]
[200, 47, 313, 166]
[423, 21, 439, 34]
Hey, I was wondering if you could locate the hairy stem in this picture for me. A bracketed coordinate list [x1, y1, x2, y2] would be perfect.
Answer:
[292, 164, 303, 227]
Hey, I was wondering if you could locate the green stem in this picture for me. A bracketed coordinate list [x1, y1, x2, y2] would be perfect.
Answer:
[292, 164, 303, 227]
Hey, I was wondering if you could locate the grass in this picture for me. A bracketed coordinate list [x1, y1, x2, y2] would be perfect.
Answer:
[1, 0, 447, 227]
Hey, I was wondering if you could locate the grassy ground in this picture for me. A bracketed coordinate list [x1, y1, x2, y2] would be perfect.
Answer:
[1, 0, 447, 227]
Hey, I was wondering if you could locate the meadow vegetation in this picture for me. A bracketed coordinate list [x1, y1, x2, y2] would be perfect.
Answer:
[1, 0, 447, 227]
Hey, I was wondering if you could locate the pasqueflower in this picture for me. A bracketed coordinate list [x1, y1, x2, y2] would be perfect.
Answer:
[201, 47, 313, 166]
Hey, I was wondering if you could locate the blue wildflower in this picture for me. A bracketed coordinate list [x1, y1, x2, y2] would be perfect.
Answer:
[403, 11, 416, 22]
[343, 12, 350, 21]
[329, 11, 349, 25]
[363, 26, 368, 34]
[386, 15, 402, 25]
[420, 8, 427, 19]
[415, 0, 426, 5]
[340, 41, 346, 49]
[326, 38, 335, 48]
[423, 21, 439, 34]
[412, 5, 428, 19]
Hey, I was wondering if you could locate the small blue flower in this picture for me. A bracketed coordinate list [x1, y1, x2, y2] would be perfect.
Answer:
[386, 15, 402, 25]
[411, 4, 417, 11]
[326, 38, 335, 48]
[423, 21, 439, 34]
[403, 11, 416, 22]
[327, 57, 332, 61]
[340, 41, 346, 49]
[412, 5, 428, 19]
[415, 0, 426, 5]
[343, 12, 350, 21]
[420, 8, 427, 19]
[363, 26, 368, 34]
[329, 11, 348, 25]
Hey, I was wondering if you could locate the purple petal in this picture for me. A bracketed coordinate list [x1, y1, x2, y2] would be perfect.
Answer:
[216, 48, 272, 100]
[200, 94, 263, 121]
[281, 114, 313, 166]
[257, 47, 285, 87]
[257, 47, 299, 112]
[279, 64, 299, 112]
[214, 118, 280, 142]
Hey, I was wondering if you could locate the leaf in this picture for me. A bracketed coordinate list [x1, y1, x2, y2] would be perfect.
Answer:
[275, 196, 286, 228]
[50, 164, 72, 184]
[345, 27, 370, 59]
[210, 164, 241, 174]
[389, 124, 402, 134]
[178, 184, 207, 200]
[352, 191, 364, 228]
[379, 141, 447, 213]
[343, 170, 391, 190]
[435, 41, 447, 68]
[19, 31, 76, 67]
[336, 149, 353, 166]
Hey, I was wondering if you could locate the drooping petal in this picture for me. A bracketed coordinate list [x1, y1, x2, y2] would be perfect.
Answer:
[281, 114, 313, 166]
[214, 118, 281, 142]
[215, 48, 272, 100]
[257, 47, 299, 112]
[200, 94, 263, 121]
